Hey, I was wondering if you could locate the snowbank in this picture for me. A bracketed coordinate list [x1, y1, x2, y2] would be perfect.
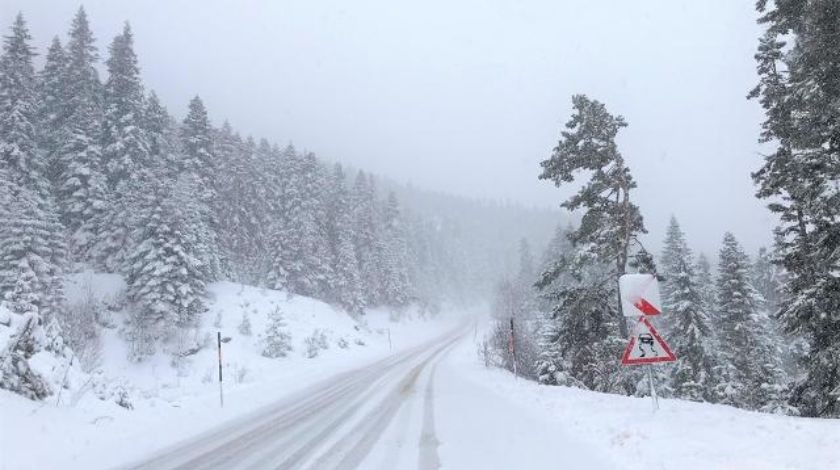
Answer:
[450, 337, 840, 470]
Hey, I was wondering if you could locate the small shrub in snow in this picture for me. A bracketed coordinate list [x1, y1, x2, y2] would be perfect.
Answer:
[337, 337, 349, 349]
[59, 284, 103, 372]
[233, 363, 250, 384]
[354, 338, 366, 346]
[305, 329, 329, 358]
[261, 307, 292, 358]
[238, 313, 252, 336]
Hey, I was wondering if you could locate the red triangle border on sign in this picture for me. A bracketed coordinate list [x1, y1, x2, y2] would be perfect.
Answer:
[621, 317, 676, 365]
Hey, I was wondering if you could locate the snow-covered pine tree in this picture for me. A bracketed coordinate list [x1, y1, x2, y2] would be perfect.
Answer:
[215, 131, 273, 283]
[751, 246, 784, 317]
[261, 307, 292, 358]
[660, 216, 685, 311]
[101, 23, 149, 190]
[178, 96, 221, 280]
[325, 164, 364, 314]
[143, 91, 179, 181]
[536, 95, 649, 394]
[180, 95, 215, 201]
[534, 250, 625, 391]
[352, 171, 384, 306]
[91, 23, 152, 272]
[238, 313, 252, 336]
[378, 191, 412, 308]
[694, 253, 716, 319]
[0, 170, 68, 400]
[660, 219, 719, 402]
[35, 37, 67, 188]
[538, 94, 648, 338]
[0, 13, 67, 322]
[535, 223, 574, 314]
[750, 0, 840, 417]
[268, 148, 332, 298]
[57, 7, 108, 256]
[714, 232, 789, 412]
[0, 13, 48, 200]
[124, 176, 208, 359]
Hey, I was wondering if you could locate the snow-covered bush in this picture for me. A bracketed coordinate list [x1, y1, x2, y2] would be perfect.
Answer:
[304, 329, 329, 358]
[238, 313, 252, 336]
[60, 284, 104, 372]
[261, 307, 292, 358]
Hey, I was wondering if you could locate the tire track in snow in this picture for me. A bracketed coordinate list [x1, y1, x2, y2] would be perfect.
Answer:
[299, 335, 459, 470]
[125, 327, 465, 470]
[418, 361, 441, 470]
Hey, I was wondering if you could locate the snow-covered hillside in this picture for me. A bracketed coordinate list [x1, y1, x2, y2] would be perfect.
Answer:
[0, 272, 459, 469]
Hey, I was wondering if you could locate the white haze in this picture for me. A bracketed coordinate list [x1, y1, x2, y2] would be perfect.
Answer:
[0, 0, 776, 257]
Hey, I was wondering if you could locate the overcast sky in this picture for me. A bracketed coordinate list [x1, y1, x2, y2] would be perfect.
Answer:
[1, 0, 776, 256]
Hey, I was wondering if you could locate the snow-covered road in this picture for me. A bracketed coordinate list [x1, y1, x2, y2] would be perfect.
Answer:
[122, 326, 612, 470]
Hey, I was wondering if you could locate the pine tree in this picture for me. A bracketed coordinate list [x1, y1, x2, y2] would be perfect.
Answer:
[534, 250, 625, 392]
[124, 176, 208, 358]
[379, 192, 412, 307]
[661, 219, 719, 402]
[694, 253, 716, 319]
[143, 91, 178, 180]
[751, 246, 784, 316]
[750, 0, 840, 417]
[0, 13, 47, 200]
[180, 96, 215, 199]
[36, 37, 67, 188]
[714, 233, 789, 411]
[261, 307, 292, 358]
[92, 23, 152, 271]
[0, 14, 66, 321]
[352, 171, 383, 305]
[538, 94, 648, 338]
[536, 95, 649, 394]
[58, 7, 108, 254]
[178, 96, 221, 280]
[0, 171, 67, 400]
[238, 313, 252, 336]
[269, 148, 332, 298]
[660, 216, 685, 307]
[325, 164, 364, 314]
[101, 23, 149, 190]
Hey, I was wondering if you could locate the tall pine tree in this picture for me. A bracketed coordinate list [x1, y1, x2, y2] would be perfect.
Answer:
[750, 0, 840, 417]
[536, 95, 649, 394]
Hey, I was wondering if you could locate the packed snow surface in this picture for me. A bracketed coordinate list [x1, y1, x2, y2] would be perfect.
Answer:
[2, 278, 838, 469]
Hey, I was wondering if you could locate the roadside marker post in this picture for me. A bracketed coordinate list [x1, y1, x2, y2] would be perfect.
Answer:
[509, 317, 518, 380]
[217, 331, 224, 408]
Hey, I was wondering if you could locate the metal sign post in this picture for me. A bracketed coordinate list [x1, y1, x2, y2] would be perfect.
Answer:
[646, 365, 659, 411]
[217, 331, 224, 408]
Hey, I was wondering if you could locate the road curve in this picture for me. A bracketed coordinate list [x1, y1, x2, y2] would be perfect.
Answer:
[125, 328, 465, 470]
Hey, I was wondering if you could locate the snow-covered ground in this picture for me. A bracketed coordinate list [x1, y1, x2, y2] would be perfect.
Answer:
[3, 277, 838, 470]
[0, 274, 460, 470]
[444, 336, 840, 470]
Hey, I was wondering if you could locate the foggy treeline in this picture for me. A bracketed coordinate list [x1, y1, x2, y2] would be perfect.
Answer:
[485, 0, 840, 419]
[0, 8, 555, 400]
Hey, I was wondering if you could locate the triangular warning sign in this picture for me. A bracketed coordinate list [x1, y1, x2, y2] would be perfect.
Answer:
[621, 317, 676, 366]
